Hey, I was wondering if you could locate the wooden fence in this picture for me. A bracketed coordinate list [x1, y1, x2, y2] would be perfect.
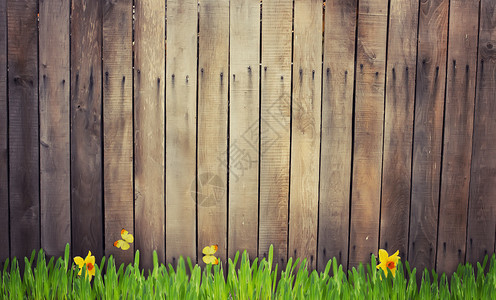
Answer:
[0, 0, 495, 276]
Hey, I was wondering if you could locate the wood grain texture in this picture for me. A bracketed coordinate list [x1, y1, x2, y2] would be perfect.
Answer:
[349, 0, 388, 268]
[8, 0, 40, 260]
[289, 0, 322, 270]
[408, 0, 449, 273]
[318, 0, 356, 271]
[197, 0, 229, 264]
[436, 0, 479, 275]
[228, 0, 260, 259]
[134, 0, 166, 270]
[259, 0, 292, 267]
[0, 0, 8, 263]
[165, 0, 197, 266]
[380, 0, 418, 260]
[39, 0, 71, 258]
[71, 0, 103, 259]
[466, 0, 496, 266]
[103, 0, 133, 265]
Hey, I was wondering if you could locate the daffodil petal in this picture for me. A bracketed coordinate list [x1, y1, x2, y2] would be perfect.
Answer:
[378, 249, 388, 262]
[74, 256, 84, 267]
[85, 254, 95, 265]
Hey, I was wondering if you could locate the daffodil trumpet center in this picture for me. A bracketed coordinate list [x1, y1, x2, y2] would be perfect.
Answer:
[387, 261, 395, 270]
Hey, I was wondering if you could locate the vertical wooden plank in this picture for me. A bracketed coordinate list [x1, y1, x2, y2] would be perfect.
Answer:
[318, 0, 357, 271]
[39, 0, 71, 258]
[467, 0, 496, 266]
[197, 0, 229, 263]
[134, 0, 165, 270]
[436, 0, 479, 275]
[379, 0, 418, 259]
[103, 0, 133, 265]
[259, 0, 292, 267]
[288, 0, 322, 269]
[0, 0, 8, 263]
[228, 0, 260, 259]
[165, 0, 197, 265]
[348, 0, 388, 268]
[8, 0, 40, 260]
[408, 0, 449, 273]
[71, 0, 103, 259]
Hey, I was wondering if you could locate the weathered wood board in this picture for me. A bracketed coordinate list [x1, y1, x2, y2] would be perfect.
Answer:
[0, 0, 9, 263]
[103, 0, 134, 264]
[71, 0, 103, 259]
[197, 0, 229, 263]
[289, 0, 322, 270]
[436, 0, 479, 275]
[380, 0, 419, 260]
[228, 0, 260, 259]
[409, 0, 449, 273]
[165, 0, 198, 265]
[134, 0, 166, 270]
[8, 0, 40, 261]
[259, 0, 293, 268]
[318, 0, 357, 271]
[349, 0, 388, 268]
[466, 0, 496, 266]
[39, 0, 71, 258]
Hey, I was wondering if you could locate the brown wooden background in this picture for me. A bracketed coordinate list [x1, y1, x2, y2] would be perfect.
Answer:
[0, 0, 495, 276]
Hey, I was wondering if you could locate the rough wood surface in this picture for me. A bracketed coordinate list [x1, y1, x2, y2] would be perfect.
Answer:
[380, 0, 418, 260]
[165, 0, 197, 266]
[318, 0, 356, 271]
[349, 0, 388, 268]
[408, 0, 449, 273]
[288, 0, 322, 270]
[8, 0, 40, 261]
[228, 0, 260, 259]
[466, 0, 496, 266]
[197, 0, 229, 264]
[71, 0, 103, 259]
[436, 0, 479, 275]
[258, 0, 292, 268]
[103, 0, 134, 265]
[39, 0, 71, 259]
[0, 0, 8, 263]
[134, 0, 166, 270]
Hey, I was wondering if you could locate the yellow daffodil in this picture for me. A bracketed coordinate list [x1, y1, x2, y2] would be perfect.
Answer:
[74, 251, 96, 281]
[376, 249, 400, 278]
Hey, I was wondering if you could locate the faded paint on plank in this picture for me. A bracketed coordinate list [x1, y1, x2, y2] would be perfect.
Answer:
[318, 0, 356, 271]
[409, 0, 449, 273]
[197, 0, 229, 263]
[228, 0, 260, 259]
[436, 0, 479, 275]
[166, 0, 197, 266]
[39, 0, 71, 258]
[380, 0, 419, 260]
[289, 0, 322, 270]
[103, 0, 134, 265]
[259, 0, 292, 267]
[466, 0, 496, 266]
[8, 0, 40, 260]
[134, 0, 166, 270]
[349, 0, 388, 268]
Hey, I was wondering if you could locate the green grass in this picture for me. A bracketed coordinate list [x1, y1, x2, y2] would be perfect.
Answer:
[0, 244, 495, 299]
